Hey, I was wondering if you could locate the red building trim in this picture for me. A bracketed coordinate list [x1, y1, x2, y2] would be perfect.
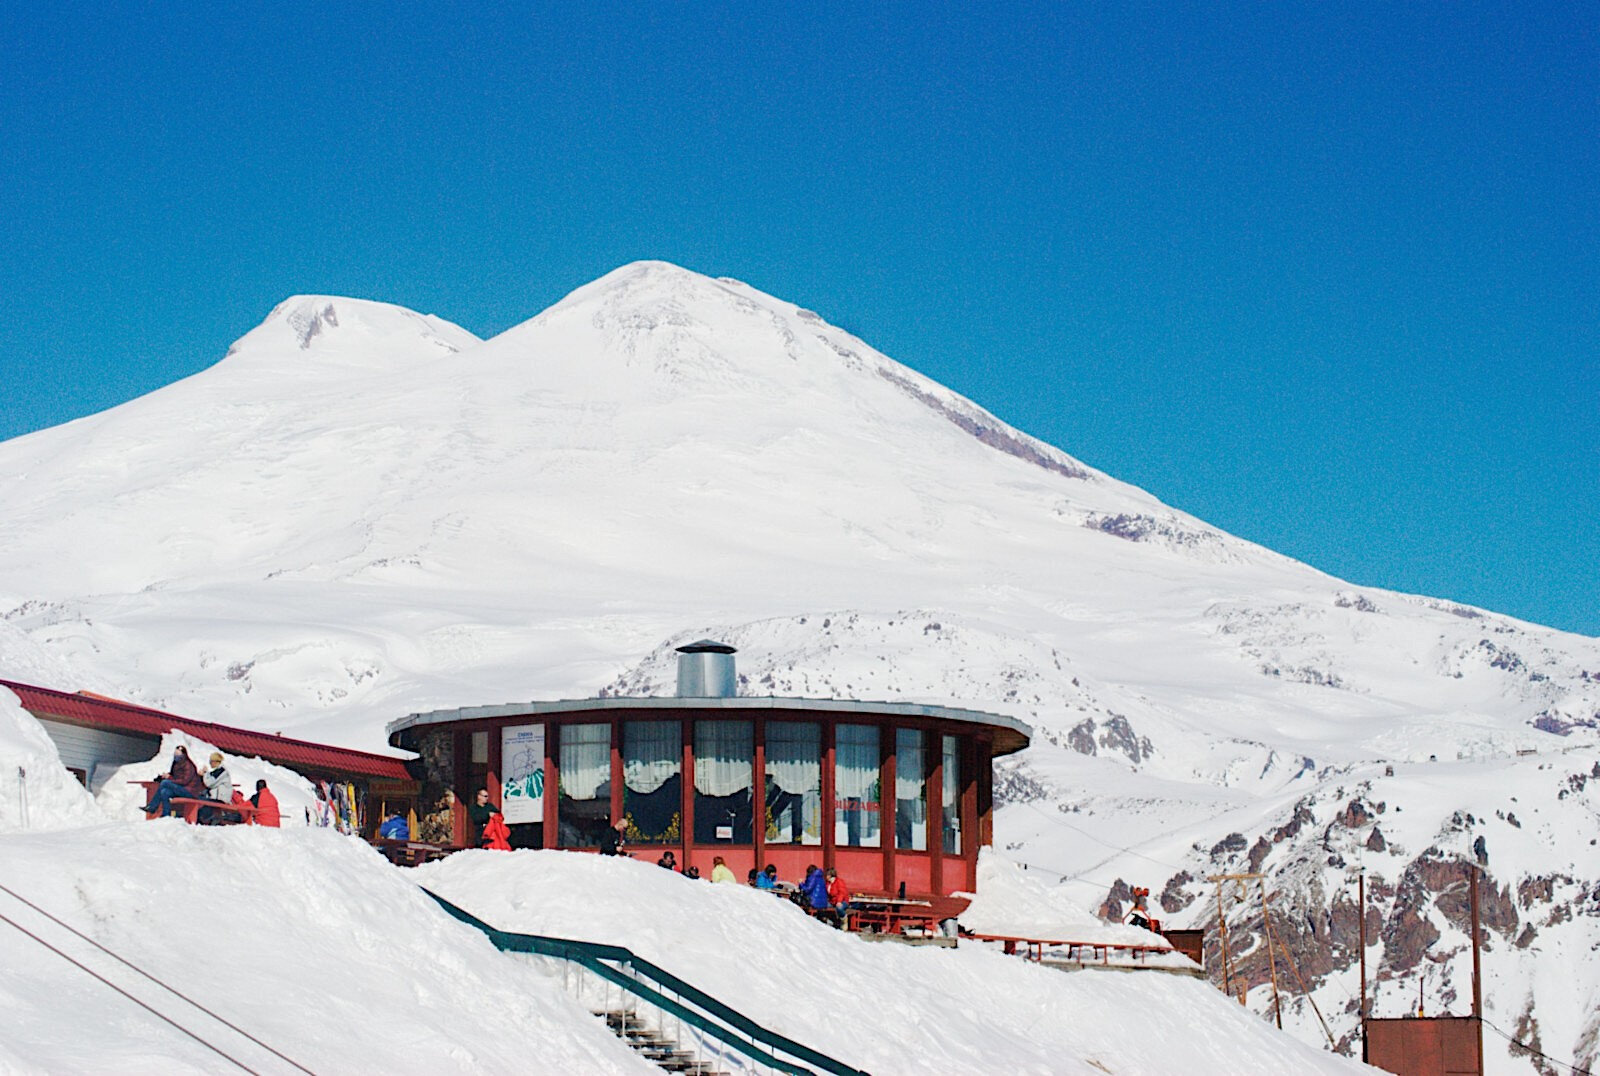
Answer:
[3, 679, 412, 781]
[392, 703, 1021, 903]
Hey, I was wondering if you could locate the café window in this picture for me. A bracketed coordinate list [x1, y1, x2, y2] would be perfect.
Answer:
[623, 721, 681, 843]
[764, 721, 821, 846]
[465, 729, 489, 800]
[694, 721, 753, 843]
[834, 724, 881, 848]
[895, 728, 927, 851]
[942, 734, 961, 854]
[558, 722, 611, 847]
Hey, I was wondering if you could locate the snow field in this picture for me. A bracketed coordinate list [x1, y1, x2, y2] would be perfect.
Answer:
[0, 824, 649, 1074]
[417, 849, 1367, 1074]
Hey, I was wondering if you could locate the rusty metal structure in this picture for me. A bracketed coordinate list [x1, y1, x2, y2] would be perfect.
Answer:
[1361, 867, 1485, 1076]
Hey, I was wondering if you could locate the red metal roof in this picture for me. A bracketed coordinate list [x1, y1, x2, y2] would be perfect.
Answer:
[1, 679, 413, 781]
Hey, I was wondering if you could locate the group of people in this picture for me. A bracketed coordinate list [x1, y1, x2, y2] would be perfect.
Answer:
[140, 745, 281, 826]
[648, 850, 852, 927]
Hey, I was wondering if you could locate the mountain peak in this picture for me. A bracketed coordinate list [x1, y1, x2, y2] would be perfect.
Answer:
[227, 295, 481, 367]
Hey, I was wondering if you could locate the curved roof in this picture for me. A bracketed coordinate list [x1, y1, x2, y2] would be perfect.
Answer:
[388, 696, 1032, 757]
[5, 680, 414, 781]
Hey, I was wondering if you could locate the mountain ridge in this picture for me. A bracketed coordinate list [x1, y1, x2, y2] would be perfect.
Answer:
[1, 260, 1597, 1070]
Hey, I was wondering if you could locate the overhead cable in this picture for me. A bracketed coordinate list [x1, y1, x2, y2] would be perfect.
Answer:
[0, 881, 315, 1075]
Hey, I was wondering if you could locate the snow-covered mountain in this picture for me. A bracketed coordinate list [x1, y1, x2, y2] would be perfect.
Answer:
[2, 260, 1597, 1072]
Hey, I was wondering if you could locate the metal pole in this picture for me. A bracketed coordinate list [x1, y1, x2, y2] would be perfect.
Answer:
[1472, 867, 1484, 1076]
[1358, 871, 1368, 1063]
[1262, 880, 1283, 1029]
[1216, 882, 1234, 1000]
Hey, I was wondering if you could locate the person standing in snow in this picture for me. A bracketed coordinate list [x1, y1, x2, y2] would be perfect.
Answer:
[142, 745, 206, 818]
[467, 789, 500, 847]
[600, 818, 628, 856]
[199, 753, 233, 824]
[710, 856, 736, 884]
[250, 779, 281, 827]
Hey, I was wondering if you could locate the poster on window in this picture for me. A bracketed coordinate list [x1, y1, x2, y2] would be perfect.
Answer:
[500, 724, 545, 824]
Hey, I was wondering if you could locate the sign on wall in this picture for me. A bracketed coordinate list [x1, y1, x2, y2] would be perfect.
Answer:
[500, 724, 545, 825]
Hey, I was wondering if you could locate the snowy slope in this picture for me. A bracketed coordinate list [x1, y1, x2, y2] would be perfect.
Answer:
[0, 260, 1596, 1071]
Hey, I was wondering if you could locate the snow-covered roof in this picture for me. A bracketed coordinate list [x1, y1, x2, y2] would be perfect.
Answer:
[388, 695, 1032, 757]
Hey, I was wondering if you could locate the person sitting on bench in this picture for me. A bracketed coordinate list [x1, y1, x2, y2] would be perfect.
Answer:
[198, 753, 233, 824]
[802, 864, 830, 916]
[142, 746, 206, 818]
[824, 868, 851, 928]
[251, 780, 281, 827]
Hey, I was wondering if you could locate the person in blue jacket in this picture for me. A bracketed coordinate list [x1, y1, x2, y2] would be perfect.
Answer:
[754, 864, 778, 890]
[802, 864, 830, 913]
[378, 813, 409, 840]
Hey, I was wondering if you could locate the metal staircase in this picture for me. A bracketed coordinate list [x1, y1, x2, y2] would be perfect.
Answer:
[595, 1005, 727, 1074]
[424, 889, 870, 1076]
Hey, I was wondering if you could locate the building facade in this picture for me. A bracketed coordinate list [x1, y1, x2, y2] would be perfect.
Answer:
[387, 642, 1031, 911]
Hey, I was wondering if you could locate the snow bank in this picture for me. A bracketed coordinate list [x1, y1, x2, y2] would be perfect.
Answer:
[417, 849, 1367, 1074]
[0, 687, 103, 832]
[0, 825, 644, 1074]
[957, 849, 1174, 947]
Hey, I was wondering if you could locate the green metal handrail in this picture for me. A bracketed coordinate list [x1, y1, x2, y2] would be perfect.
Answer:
[424, 889, 870, 1076]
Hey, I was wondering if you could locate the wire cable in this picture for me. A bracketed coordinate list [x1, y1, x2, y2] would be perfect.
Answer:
[1483, 1017, 1595, 1076]
[0, 881, 315, 1075]
[1017, 800, 1196, 879]
[0, 907, 260, 1075]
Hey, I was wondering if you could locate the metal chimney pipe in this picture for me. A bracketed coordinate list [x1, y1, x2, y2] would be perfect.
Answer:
[675, 640, 737, 698]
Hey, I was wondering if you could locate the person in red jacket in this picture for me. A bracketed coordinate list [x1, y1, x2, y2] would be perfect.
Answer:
[824, 868, 851, 929]
[250, 779, 282, 827]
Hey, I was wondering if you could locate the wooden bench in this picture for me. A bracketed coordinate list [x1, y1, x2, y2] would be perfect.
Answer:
[169, 797, 258, 825]
[967, 932, 1177, 965]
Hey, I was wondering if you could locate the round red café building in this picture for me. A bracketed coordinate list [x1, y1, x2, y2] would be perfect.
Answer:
[387, 642, 1031, 910]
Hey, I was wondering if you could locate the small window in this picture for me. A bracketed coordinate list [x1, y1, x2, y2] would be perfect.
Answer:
[895, 729, 927, 851]
[942, 735, 961, 854]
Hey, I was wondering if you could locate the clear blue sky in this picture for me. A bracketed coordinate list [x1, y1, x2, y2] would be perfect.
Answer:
[2, 3, 1595, 635]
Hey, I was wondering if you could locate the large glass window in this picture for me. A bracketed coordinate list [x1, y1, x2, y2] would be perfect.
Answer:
[942, 734, 961, 855]
[623, 721, 681, 843]
[895, 728, 927, 850]
[694, 721, 753, 843]
[764, 721, 821, 846]
[834, 724, 881, 847]
[558, 722, 611, 847]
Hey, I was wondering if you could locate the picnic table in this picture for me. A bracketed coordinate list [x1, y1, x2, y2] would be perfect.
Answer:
[373, 837, 451, 867]
[848, 894, 936, 935]
[130, 780, 258, 825]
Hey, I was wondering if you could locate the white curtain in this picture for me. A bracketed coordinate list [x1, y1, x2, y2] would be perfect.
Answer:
[694, 721, 753, 797]
[559, 723, 610, 800]
[895, 729, 926, 805]
[942, 734, 961, 854]
[765, 722, 820, 795]
[624, 722, 679, 794]
[835, 725, 880, 800]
